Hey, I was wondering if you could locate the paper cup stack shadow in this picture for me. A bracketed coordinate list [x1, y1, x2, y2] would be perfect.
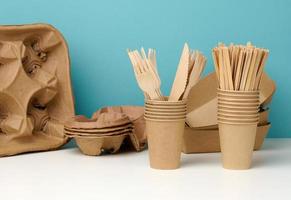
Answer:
[217, 89, 260, 169]
[144, 98, 187, 170]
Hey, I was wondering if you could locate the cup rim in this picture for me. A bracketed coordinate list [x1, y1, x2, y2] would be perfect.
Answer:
[145, 108, 187, 112]
[218, 101, 260, 106]
[217, 112, 259, 118]
[217, 88, 259, 94]
[217, 97, 260, 103]
[145, 111, 187, 115]
[217, 108, 259, 114]
[145, 104, 187, 109]
[218, 119, 259, 125]
[218, 116, 259, 122]
[144, 116, 186, 122]
[217, 93, 259, 99]
[144, 113, 186, 119]
[146, 97, 186, 104]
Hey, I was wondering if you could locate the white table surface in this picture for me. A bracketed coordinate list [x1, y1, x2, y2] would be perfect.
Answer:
[0, 139, 290, 200]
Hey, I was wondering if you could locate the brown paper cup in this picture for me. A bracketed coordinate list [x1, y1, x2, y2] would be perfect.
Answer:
[217, 89, 260, 170]
[146, 119, 185, 169]
[219, 123, 257, 169]
[145, 98, 186, 169]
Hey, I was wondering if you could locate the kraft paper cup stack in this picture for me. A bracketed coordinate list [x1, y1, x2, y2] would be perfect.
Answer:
[217, 89, 260, 169]
[144, 98, 186, 170]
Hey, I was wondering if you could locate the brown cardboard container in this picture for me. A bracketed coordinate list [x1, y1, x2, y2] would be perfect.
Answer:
[182, 123, 270, 153]
[186, 72, 275, 128]
[75, 134, 127, 156]
[0, 24, 75, 157]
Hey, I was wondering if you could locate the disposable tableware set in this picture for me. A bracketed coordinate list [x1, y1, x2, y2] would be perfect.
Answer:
[0, 24, 276, 172]
[128, 43, 207, 169]
[128, 42, 273, 170]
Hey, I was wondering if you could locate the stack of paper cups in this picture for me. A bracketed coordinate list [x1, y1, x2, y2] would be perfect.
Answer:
[217, 89, 260, 169]
[144, 98, 187, 170]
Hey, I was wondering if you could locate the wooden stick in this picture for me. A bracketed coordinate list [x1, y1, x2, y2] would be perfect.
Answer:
[222, 47, 234, 90]
[255, 50, 269, 89]
[245, 48, 258, 90]
[218, 48, 226, 89]
[212, 48, 220, 83]
[239, 47, 253, 90]
[250, 49, 263, 90]
[234, 47, 246, 90]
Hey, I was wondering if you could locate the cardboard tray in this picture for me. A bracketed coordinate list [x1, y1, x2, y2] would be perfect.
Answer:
[0, 24, 75, 156]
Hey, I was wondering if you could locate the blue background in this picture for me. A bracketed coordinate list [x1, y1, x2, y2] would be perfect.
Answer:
[0, 0, 290, 137]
